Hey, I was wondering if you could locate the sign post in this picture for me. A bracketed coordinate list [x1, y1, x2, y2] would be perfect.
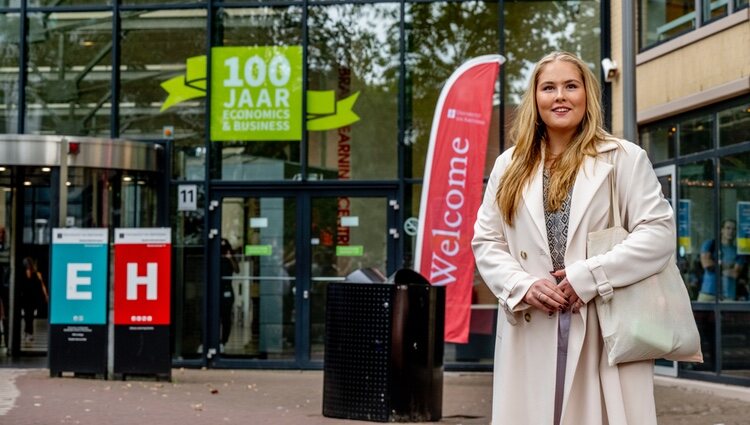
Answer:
[113, 228, 172, 380]
[49, 228, 109, 378]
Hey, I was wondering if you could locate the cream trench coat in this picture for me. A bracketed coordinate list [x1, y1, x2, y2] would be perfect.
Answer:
[472, 139, 675, 425]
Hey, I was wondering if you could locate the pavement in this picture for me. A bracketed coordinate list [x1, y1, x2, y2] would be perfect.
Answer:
[0, 367, 749, 425]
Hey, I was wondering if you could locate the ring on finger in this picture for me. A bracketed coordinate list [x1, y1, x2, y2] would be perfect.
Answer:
[538, 292, 544, 302]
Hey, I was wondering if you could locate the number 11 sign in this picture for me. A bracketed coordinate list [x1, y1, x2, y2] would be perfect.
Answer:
[177, 184, 197, 211]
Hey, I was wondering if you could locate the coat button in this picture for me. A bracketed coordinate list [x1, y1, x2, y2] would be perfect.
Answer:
[524, 312, 531, 322]
[520, 251, 527, 260]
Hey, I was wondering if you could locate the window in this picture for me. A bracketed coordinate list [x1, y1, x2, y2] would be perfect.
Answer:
[0, 13, 20, 134]
[640, 121, 677, 163]
[702, 0, 729, 24]
[211, 7, 303, 181]
[679, 113, 714, 156]
[640, 0, 696, 48]
[119, 9, 207, 179]
[405, 0, 501, 179]
[718, 102, 750, 147]
[641, 0, 747, 49]
[25, 12, 113, 137]
[307, 3, 399, 180]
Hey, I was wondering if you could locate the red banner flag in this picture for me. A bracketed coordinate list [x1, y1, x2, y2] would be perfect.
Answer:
[415, 55, 504, 343]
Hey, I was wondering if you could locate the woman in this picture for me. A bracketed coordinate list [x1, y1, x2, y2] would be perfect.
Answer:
[19, 257, 48, 343]
[472, 52, 674, 425]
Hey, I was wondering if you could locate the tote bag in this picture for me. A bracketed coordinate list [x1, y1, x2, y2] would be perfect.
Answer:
[587, 160, 703, 366]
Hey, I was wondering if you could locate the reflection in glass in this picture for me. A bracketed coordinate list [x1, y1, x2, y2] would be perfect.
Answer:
[213, 7, 303, 181]
[718, 102, 750, 147]
[25, 12, 113, 137]
[640, 0, 695, 48]
[307, 3, 399, 180]
[65, 167, 158, 228]
[503, 1, 601, 166]
[405, 1, 500, 179]
[309, 196, 387, 361]
[120, 9, 207, 180]
[677, 160, 715, 301]
[679, 114, 713, 156]
[28, 0, 109, 6]
[220, 196, 296, 359]
[504, 1, 601, 105]
[702, 0, 728, 24]
[122, 0, 202, 5]
[0, 13, 20, 133]
[22, 169, 51, 245]
[719, 152, 750, 302]
[721, 311, 750, 377]
[640, 122, 676, 163]
[681, 310, 715, 371]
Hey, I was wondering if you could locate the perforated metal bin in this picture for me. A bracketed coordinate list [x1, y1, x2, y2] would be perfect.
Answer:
[322, 280, 445, 422]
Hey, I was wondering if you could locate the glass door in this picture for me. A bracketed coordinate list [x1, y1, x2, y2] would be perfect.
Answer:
[308, 195, 392, 363]
[208, 190, 396, 367]
[214, 195, 298, 362]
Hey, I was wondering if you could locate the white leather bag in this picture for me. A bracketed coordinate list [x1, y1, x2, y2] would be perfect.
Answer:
[587, 161, 703, 366]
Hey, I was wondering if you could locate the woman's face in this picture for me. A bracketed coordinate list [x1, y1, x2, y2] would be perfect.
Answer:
[535, 60, 587, 140]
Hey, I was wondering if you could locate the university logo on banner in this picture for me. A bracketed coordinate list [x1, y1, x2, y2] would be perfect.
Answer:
[415, 55, 504, 343]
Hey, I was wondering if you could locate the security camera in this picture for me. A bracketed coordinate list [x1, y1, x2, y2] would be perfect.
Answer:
[601, 58, 619, 83]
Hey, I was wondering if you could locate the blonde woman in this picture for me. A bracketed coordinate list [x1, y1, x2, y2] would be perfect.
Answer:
[472, 52, 674, 425]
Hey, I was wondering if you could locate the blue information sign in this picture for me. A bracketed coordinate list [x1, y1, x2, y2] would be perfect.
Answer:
[737, 202, 750, 255]
[678, 199, 692, 254]
[50, 229, 109, 325]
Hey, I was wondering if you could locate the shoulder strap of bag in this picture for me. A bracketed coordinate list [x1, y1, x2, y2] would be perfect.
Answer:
[607, 150, 622, 229]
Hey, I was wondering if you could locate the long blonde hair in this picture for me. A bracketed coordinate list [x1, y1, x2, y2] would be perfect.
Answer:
[496, 51, 610, 225]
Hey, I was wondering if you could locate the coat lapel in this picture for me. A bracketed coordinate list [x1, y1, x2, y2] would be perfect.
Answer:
[566, 141, 619, 247]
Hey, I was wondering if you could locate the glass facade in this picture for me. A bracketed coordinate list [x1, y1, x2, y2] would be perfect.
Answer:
[0, 0, 607, 370]
[641, 96, 750, 380]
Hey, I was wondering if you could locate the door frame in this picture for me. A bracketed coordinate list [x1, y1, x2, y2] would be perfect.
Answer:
[206, 186, 399, 369]
[654, 164, 678, 377]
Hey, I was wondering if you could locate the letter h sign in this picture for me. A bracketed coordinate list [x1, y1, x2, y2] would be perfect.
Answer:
[113, 229, 171, 326]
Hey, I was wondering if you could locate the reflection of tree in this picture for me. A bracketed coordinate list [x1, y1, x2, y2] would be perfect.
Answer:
[305, 4, 400, 180]
[0, 15, 20, 133]
[504, 1, 601, 105]
[307, 4, 400, 87]
[406, 2, 499, 100]
[405, 1, 499, 178]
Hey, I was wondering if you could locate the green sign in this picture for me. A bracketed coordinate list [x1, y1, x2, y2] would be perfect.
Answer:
[211, 46, 303, 141]
[160, 47, 362, 138]
[336, 245, 364, 257]
[245, 244, 273, 256]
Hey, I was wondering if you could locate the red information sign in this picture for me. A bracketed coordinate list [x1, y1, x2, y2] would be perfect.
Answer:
[113, 229, 171, 325]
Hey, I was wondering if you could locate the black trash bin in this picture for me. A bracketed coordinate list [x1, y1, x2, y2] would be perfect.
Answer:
[322, 269, 445, 422]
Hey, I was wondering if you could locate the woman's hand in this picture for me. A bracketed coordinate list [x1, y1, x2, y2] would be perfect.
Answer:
[553, 270, 585, 313]
[523, 279, 569, 314]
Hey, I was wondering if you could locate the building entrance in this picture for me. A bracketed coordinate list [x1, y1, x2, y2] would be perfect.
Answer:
[0, 135, 163, 365]
[207, 189, 397, 368]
